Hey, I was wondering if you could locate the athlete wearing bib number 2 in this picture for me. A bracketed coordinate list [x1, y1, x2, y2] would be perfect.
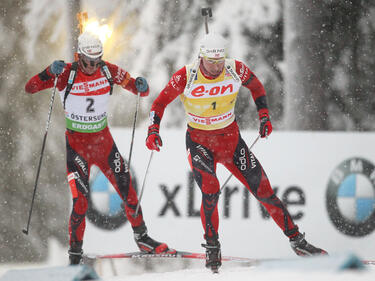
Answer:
[146, 33, 327, 272]
[25, 31, 174, 265]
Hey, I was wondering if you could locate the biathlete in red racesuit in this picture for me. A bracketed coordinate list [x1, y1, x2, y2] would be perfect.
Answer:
[145, 33, 327, 272]
[25, 31, 174, 265]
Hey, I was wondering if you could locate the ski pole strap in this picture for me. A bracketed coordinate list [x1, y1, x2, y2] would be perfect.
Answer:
[63, 61, 114, 109]
[225, 61, 241, 83]
[63, 61, 78, 109]
[184, 59, 200, 95]
[99, 61, 114, 95]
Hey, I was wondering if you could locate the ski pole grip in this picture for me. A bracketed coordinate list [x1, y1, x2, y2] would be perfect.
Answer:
[201, 7, 212, 17]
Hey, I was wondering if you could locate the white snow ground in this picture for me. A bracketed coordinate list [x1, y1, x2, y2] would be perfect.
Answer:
[104, 267, 375, 281]
[0, 240, 374, 281]
[2, 256, 374, 281]
[1, 259, 375, 281]
[98, 255, 375, 281]
[1, 260, 374, 281]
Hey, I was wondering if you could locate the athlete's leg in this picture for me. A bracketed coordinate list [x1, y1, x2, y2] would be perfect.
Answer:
[99, 138, 172, 253]
[186, 129, 222, 270]
[186, 130, 220, 240]
[223, 133, 298, 237]
[223, 131, 327, 256]
[66, 136, 90, 264]
[99, 141, 144, 227]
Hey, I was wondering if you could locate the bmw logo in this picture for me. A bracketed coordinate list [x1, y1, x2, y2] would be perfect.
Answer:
[86, 165, 138, 230]
[326, 157, 375, 237]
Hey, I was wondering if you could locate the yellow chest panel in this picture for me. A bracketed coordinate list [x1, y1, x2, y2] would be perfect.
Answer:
[180, 59, 241, 130]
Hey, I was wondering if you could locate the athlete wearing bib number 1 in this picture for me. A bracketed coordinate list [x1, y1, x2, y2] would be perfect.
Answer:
[146, 33, 327, 272]
[25, 31, 174, 265]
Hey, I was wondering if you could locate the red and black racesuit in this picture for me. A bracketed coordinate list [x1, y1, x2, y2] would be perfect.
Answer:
[25, 62, 147, 246]
[149, 60, 299, 241]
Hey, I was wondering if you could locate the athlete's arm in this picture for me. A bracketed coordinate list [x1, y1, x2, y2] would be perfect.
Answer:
[106, 61, 149, 96]
[25, 63, 70, 94]
[235, 60, 272, 137]
[235, 60, 268, 118]
[146, 66, 187, 151]
[150, 66, 187, 121]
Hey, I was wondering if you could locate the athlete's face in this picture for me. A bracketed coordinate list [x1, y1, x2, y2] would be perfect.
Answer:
[79, 54, 101, 75]
[201, 57, 225, 78]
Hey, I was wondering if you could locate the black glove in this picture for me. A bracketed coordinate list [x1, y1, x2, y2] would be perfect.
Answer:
[49, 60, 66, 75]
[259, 114, 273, 138]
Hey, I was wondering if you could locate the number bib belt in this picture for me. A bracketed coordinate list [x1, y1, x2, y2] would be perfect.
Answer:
[181, 59, 242, 130]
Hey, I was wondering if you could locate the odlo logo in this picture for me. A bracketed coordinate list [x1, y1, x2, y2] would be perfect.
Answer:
[239, 148, 256, 170]
[326, 157, 375, 237]
[239, 148, 247, 171]
[113, 152, 122, 173]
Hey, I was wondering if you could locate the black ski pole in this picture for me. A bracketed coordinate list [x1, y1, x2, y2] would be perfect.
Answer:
[219, 134, 261, 194]
[134, 149, 155, 217]
[128, 91, 141, 169]
[22, 75, 58, 235]
[201, 7, 212, 34]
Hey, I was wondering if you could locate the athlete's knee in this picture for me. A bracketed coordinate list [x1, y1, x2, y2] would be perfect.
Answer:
[72, 196, 88, 215]
[254, 174, 275, 198]
[202, 191, 220, 209]
[67, 170, 89, 197]
[203, 181, 220, 194]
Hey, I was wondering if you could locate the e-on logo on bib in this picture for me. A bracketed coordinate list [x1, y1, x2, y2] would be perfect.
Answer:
[86, 165, 138, 230]
[326, 157, 375, 237]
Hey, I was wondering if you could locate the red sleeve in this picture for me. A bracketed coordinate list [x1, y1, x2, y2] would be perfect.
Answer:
[150, 66, 187, 121]
[105, 61, 148, 96]
[235, 60, 269, 118]
[25, 63, 71, 94]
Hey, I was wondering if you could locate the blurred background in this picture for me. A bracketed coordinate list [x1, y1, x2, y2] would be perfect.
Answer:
[0, 0, 374, 263]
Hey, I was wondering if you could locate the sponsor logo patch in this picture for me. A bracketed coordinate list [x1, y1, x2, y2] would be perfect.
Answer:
[326, 157, 375, 237]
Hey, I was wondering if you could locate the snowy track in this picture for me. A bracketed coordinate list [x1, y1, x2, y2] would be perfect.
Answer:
[103, 265, 375, 281]
[92, 255, 375, 281]
[0, 258, 374, 281]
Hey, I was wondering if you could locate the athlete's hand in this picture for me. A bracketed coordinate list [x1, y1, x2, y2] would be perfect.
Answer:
[135, 77, 149, 96]
[146, 124, 162, 151]
[49, 60, 66, 75]
[259, 114, 272, 138]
